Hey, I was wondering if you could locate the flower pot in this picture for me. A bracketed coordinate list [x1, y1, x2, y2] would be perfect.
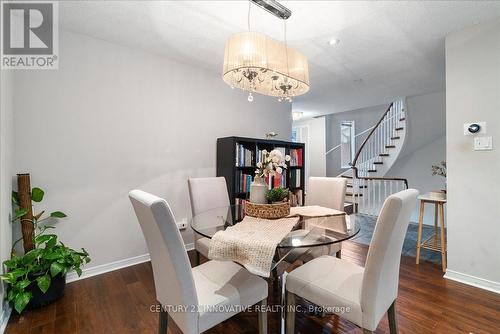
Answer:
[249, 176, 268, 204]
[25, 273, 66, 311]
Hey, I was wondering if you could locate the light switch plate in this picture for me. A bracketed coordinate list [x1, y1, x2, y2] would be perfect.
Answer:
[474, 137, 493, 151]
[464, 122, 486, 135]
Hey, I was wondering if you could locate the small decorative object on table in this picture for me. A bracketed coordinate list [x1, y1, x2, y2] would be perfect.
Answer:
[254, 148, 290, 185]
[249, 175, 267, 204]
[431, 160, 447, 194]
[246, 149, 291, 218]
[245, 201, 291, 219]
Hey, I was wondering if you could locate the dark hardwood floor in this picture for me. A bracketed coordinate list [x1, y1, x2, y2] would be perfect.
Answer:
[6, 241, 500, 334]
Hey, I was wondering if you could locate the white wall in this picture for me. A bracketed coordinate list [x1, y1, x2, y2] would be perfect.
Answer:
[387, 91, 446, 224]
[12, 30, 291, 273]
[402, 91, 446, 155]
[388, 135, 446, 223]
[0, 71, 14, 325]
[292, 117, 326, 189]
[445, 18, 500, 292]
[325, 103, 387, 177]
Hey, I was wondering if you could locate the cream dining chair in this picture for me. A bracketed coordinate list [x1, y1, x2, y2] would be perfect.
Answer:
[129, 190, 268, 334]
[188, 177, 230, 265]
[285, 177, 347, 263]
[285, 189, 418, 334]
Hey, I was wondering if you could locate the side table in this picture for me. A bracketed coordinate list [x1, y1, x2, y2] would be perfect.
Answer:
[416, 192, 447, 272]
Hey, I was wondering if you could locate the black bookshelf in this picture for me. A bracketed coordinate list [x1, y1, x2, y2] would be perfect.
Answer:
[216, 136, 306, 210]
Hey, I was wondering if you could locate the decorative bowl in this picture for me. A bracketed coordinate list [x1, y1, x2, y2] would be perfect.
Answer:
[245, 201, 290, 219]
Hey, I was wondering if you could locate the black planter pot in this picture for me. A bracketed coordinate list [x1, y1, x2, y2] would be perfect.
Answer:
[25, 273, 66, 311]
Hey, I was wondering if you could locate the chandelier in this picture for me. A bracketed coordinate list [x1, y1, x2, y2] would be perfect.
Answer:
[222, 1, 310, 102]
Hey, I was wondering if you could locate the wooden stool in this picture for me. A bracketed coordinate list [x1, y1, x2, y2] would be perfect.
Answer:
[416, 192, 447, 272]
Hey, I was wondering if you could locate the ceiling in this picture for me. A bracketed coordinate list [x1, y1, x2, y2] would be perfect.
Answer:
[59, 1, 500, 118]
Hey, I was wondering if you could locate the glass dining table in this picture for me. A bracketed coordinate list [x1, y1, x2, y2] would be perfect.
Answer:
[190, 205, 360, 262]
[190, 204, 361, 333]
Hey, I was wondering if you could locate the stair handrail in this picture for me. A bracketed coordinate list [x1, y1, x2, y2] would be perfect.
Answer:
[351, 166, 408, 188]
[350, 102, 394, 169]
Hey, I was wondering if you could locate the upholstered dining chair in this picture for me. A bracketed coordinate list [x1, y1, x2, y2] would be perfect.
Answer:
[285, 189, 418, 334]
[129, 190, 268, 334]
[285, 177, 347, 263]
[188, 177, 230, 265]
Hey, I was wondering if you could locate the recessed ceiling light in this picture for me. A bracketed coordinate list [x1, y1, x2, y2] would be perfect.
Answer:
[328, 39, 340, 46]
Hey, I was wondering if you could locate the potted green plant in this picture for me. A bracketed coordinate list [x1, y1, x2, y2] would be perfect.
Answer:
[431, 160, 447, 194]
[0, 184, 90, 314]
[266, 187, 289, 203]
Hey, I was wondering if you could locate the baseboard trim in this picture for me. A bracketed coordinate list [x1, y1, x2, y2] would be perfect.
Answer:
[0, 304, 12, 334]
[444, 269, 500, 294]
[66, 242, 195, 283]
[66, 253, 151, 283]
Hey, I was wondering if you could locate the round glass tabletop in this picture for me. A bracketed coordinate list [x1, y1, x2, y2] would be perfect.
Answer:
[190, 205, 360, 249]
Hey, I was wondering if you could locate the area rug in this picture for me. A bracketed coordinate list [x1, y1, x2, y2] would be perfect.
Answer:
[350, 214, 444, 264]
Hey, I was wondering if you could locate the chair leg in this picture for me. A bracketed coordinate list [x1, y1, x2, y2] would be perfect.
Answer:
[258, 298, 267, 334]
[336, 250, 342, 259]
[158, 308, 168, 334]
[271, 267, 278, 280]
[195, 251, 200, 266]
[388, 300, 398, 334]
[286, 291, 296, 334]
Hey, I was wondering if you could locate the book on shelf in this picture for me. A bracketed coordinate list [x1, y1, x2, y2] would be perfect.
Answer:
[290, 169, 301, 188]
[263, 173, 286, 189]
[236, 171, 253, 193]
[289, 190, 303, 207]
[289, 148, 303, 167]
[275, 147, 286, 160]
[256, 148, 264, 165]
[235, 198, 247, 221]
[273, 173, 286, 188]
[235, 143, 254, 167]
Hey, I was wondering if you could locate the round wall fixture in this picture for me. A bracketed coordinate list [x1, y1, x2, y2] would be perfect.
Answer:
[468, 123, 481, 133]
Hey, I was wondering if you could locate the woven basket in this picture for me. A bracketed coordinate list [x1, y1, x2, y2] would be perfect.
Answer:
[245, 201, 290, 219]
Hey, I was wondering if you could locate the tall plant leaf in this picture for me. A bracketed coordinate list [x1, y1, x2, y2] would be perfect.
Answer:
[50, 262, 64, 277]
[13, 208, 28, 220]
[14, 291, 31, 313]
[50, 211, 67, 218]
[35, 234, 56, 244]
[31, 187, 44, 202]
[11, 191, 19, 205]
[16, 279, 31, 290]
[36, 274, 51, 293]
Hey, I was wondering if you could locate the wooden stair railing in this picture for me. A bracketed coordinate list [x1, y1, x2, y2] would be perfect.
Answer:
[351, 102, 394, 169]
[346, 100, 408, 215]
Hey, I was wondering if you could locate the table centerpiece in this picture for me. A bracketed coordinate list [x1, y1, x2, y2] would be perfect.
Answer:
[247, 149, 291, 219]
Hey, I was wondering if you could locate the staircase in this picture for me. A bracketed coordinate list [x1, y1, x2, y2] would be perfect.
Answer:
[337, 99, 409, 215]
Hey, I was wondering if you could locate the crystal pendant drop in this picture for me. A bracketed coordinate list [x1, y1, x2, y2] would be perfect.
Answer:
[248, 92, 254, 102]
